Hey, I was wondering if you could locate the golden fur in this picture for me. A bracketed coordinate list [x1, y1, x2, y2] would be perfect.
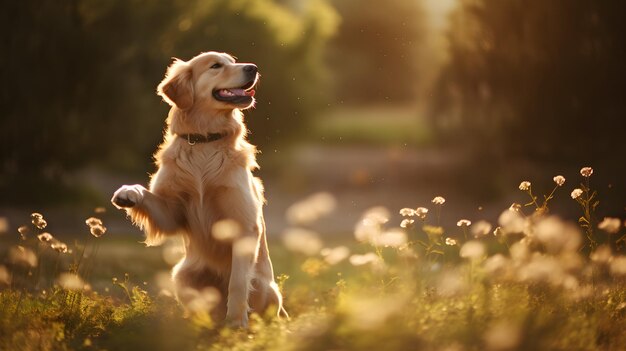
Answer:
[112, 52, 287, 327]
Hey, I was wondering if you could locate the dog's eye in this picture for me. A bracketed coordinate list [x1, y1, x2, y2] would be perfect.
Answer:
[210, 63, 223, 69]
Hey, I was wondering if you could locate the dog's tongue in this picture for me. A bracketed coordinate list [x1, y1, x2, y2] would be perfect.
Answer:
[227, 89, 255, 97]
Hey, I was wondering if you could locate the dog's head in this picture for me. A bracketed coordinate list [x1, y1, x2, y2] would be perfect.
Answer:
[157, 52, 258, 111]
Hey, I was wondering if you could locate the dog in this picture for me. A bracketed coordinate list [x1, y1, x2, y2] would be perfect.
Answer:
[111, 51, 287, 327]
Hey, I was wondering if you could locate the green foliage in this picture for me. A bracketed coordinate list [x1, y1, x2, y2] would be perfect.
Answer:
[328, 0, 426, 103]
[0, 0, 338, 203]
[432, 0, 626, 160]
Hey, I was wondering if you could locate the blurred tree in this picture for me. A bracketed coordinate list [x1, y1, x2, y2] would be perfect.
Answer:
[432, 0, 626, 161]
[0, 0, 337, 203]
[327, 0, 426, 104]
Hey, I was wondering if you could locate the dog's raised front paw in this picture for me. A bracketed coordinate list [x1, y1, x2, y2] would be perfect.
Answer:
[111, 185, 146, 208]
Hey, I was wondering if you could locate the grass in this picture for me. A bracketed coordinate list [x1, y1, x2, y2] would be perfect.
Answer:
[1, 167, 626, 350]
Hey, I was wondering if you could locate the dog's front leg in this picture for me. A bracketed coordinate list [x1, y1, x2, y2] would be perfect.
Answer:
[111, 184, 181, 244]
[226, 241, 255, 328]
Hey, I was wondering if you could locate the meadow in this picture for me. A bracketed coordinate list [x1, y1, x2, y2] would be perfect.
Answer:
[1, 166, 625, 351]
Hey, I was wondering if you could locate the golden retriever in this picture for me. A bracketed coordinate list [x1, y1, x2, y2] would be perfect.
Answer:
[111, 51, 287, 327]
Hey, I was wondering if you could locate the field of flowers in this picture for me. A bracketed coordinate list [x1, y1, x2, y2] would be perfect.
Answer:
[1, 166, 625, 351]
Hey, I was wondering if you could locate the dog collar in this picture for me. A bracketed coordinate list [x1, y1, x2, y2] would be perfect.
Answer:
[178, 133, 225, 145]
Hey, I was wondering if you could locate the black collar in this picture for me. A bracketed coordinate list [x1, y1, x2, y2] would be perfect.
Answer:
[177, 133, 225, 145]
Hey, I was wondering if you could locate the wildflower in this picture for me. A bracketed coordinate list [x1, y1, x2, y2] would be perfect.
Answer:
[509, 203, 522, 212]
[400, 219, 414, 228]
[571, 188, 583, 199]
[610, 256, 626, 276]
[9, 246, 37, 267]
[483, 254, 509, 276]
[90, 224, 107, 238]
[431, 196, 446, 205]
[50, 240, 68, 254]
[471, 220, 492, 238]
[282, 228, 323, 256]
[372, 228, 407, 248]
[285, 192, 337, 225]
[484, 321, 521, 351]
[437, 269, 467, 297]
[180, 287, 221, 313]
[518, 181, 531, 191]
[580, 167, 593, 177]
[0, 217, 8, 234]
[493, 226, 503, 237]
[85, 217, 103, 227]
[598, 217, 621, 234]
[445, 237, 458, 246]
[354, 207, 390, 243]
[362, 206, 390, 224]
[233, 237, 258, 257]
[37, 232, 54, 243]
[17, 225, 29, 240]
[590, 245, 612, 264]
[58, 273, 86, 291]
[553, 175, 566, 186]
[415, 207, 429, 219]
[534, 216, 581, 253]
[456, 219, 472, 227]
[459, 240, 485, 259]
[0, 265, 10, 286]
[399, 208, 416, 217]
[31, 213, 47, 229]
[349, 253, 380, 266]
[498, 210, 525, 234]
[212, 219, 241, 241]
[162, 241, 185, 265]
[320, 246, 350, 265]
[509, 242, 530, 262]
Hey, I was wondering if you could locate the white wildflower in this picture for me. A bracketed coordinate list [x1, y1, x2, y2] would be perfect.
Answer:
[285, 192, 337, 225]
[9, 246, 37, 267]
[399, 208, 416, 217]
[456, 219, 472, 227]
[471, 220, 492, 238]
[610, 256, 626, 276]
[459, 240, 485, 259]
[445, 237, 458, 246]
[431, 196, 446, 205]
[372, 228, 407, 248]
[349, 253, 381, 266]
[534, 216, 581, 253]
[598, 217, 621, 234]
[415, 207, 429, 219]
[553, 175, 566, 186]
[518, 181, 531, 191]
[400, 219, 414, 228]
[320, 246, 350, 265]
[580, 167, 593, 177]
[58, 273, 86, 291]
[212, 219, 241, 242]
[484, 321, 521, 351]
[571, 188, 583, 199]
[282, 228, 322, 256]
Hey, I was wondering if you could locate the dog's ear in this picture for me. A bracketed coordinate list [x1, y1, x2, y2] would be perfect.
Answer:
[157, 58, 194, 110]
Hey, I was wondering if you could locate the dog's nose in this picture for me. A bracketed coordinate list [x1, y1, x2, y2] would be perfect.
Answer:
[243, 64, 258, 75]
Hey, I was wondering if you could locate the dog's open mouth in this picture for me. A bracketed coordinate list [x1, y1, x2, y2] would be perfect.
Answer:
[213, 79, 256, 104]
